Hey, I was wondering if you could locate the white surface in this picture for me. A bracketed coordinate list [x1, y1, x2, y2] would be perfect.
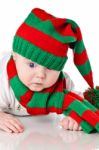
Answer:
[0, 113, 99, 150]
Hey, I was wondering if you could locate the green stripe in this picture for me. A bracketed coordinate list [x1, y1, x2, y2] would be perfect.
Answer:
[27, 92, 64, 108]
[10, 76, 28, 101]
[74, 40, 85, 53]
[80, 121, 95, 133]
[27, 92, 49, 108]
[24, 13, 76, 43]
[66, 19, 78, 29]
[69, 100, 90, 116]
[63, 108, 71, 116]
[47, 92, 64, 108]
[95, 123, 99, 132]
[76, 59, 91, 76]
[13, 36, 68, 71]
[60, 71, 66, 79]
[63, 89, 70, 94]
[25, 12, 42, 24]
[83, 100, 97, 111]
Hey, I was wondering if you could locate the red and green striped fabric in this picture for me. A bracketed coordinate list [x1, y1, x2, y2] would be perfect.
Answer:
[12, 8, 93, 88]
[7, 56, 99, 134]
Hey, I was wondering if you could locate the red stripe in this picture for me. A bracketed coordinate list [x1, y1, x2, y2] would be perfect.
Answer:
[51, 21, 76, 38]
[83, 71, 94, 88]
[7, 58, 17, 80]
[62, 92, 85, 111]
[27, 106, 62, 115]
[95, 110, 99, 116]
[20, 90, 33, 107]
[27, 107, 49, 115]
[32, 8, 55, 21]
[82, 110, 99, 127]
[74, 49, 88, 65]
[47, 107, 63, 114]
[62, 92, 76, 110]
[69, 111, 82, 124]
[16, 23, 68, 57]
[69, 91, 84, 102]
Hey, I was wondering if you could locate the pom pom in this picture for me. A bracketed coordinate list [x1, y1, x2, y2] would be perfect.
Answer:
[83, 86, 99, 109]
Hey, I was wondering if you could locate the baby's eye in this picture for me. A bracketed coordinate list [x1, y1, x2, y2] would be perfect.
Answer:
[29, 63, 35, 68]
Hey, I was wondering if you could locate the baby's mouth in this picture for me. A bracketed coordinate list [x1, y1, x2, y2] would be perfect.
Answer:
[32, 83, 42, 86]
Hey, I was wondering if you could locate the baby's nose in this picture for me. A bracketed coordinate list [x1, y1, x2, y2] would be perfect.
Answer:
[36, 65, 46, 78]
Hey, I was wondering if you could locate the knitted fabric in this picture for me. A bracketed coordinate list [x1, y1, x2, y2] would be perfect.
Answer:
[12, 8, 93, 88]
[7, 56, 99, 134]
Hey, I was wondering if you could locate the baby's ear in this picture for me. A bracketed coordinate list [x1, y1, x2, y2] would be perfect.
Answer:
[12, 51, 17, 61]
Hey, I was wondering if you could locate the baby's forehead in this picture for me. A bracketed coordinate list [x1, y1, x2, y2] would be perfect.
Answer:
[22, 55, 45, 66]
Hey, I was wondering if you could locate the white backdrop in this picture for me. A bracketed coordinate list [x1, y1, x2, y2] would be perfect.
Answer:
[0, 0, 99, 92]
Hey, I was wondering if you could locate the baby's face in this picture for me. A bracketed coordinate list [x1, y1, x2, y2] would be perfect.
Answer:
[12, 52, 60, 92]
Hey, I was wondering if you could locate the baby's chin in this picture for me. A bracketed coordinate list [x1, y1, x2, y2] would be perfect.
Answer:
[28, 84, 45, 92]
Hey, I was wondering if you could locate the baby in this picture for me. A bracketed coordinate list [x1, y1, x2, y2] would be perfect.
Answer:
[0, 8, 94, 134]
[0, 52, 82, 133]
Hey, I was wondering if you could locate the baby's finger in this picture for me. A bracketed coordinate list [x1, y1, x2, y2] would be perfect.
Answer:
[72, 122, 79, 131]
[13, 123, 24, 133]
[13, 118, 24, 128]
[0, 124, 12, 133]
[9, 120, 24, 132]
[4, 122, 19, 133]
[61, 119, 69, 130]
[68, 120, 75, 130]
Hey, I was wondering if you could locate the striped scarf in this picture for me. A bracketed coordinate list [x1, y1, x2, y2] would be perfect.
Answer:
[7, 56, 99, 134]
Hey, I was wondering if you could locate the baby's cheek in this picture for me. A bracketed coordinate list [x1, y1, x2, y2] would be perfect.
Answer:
[18, 72, 30, 85]
[45, 78, 57, 88]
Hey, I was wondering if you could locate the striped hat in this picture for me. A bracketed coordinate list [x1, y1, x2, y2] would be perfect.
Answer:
[12, 7, 94, 88]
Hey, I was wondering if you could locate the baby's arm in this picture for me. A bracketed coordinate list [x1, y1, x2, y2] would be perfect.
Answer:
[0, 86, 24, 133]
[0, 98, 24, 133]
[59, 72, 83, 131]
[0, 94, 24, 133]
[0, 54, 25, 133]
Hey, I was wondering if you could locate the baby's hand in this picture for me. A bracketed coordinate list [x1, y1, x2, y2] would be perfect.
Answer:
[60, 116, 82, 131]
[0, 112, 24, 133]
